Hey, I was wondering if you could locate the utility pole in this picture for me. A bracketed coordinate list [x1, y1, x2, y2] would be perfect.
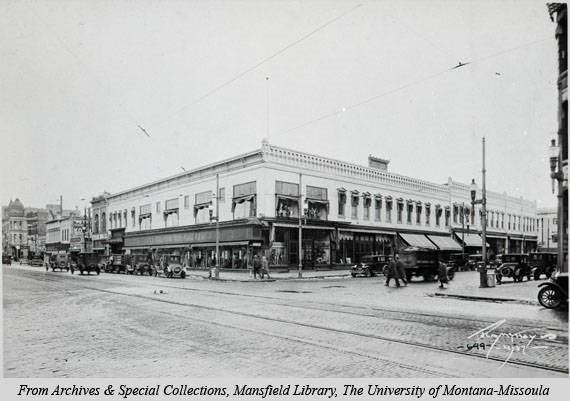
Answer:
[215, 173, 220, 279]
[298, 172, 303, 278]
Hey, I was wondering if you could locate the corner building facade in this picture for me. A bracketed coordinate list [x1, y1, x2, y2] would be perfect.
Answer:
[98, 141, 538, 269]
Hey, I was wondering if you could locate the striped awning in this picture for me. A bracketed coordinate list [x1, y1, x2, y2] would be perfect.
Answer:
[427, 235, 462, 251]
[456, 233, 489, 247]
[398, 233, 437, 249]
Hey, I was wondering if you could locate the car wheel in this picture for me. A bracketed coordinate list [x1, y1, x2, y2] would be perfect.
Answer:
[181, 271, 186, 279]
[351, 273, 356, 278]
[365, 269, 372, 278]
[534, 271, 541, 281]
[538, 287, 563, 309]
[406, 272, 413, 282]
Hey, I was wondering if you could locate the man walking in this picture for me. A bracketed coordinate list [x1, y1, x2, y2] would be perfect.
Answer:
[385, 253, 402, 287]
[252, 254, 262, 279]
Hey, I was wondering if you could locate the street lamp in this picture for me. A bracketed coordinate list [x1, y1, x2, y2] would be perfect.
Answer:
[471, 137, 489, 288]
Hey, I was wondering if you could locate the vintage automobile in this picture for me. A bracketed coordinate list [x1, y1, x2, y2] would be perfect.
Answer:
[464, 254, 484, 271]
[351, 254, 391, 277]
[29, 257, 44, 267]
[537, 270, 568, 309]
[128, 253, 154, 276]
[496, 253, 531, 283]
[529, 252, 557, 280]
[2, 254, 11, 265]
[47, 253, 71, 272]
[104, 254, 128, 274]
[155, 254, 186, 278]
[70, 253, 102, 275]
[442, 253, 468, 272]
[399, 247, 455, 282]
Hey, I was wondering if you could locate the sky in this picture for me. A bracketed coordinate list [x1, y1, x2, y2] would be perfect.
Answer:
[0, 0, 561, 212]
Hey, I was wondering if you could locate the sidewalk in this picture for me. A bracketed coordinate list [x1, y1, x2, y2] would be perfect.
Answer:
[434, 278, 542, 305]
[186, 268, 351, 282]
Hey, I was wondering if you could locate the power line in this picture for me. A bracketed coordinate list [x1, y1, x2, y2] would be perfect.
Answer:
[151, 3, 364, 128]
[279, 36, 551, 135]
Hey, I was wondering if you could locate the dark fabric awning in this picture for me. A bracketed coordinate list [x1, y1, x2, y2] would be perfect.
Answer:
[398, 233, 437, 249]
[457, 233, 489, 247]
[193, 202, 211, 210]
[232, 194, 255, 204]
[276, 194, 299, 202]
[163, 208, 178, 215]
[105, 238, 123, 244]
[427, 235, 462, 251]
[306, 198, 329, 206]
[138, 213, 151, 220]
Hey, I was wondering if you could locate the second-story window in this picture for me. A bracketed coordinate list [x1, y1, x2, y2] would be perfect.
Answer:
[276, 181, 299, 218]
[164, 198, 179, 227]
[385, 197, 393, 222]
[337, 188, 346, 217]
[416, 203, 422, 225]
[362, 193, 371, 220]
[351, 191, 359, 219]
[233, 181, 256, 219]
[306, 185, 328, 220]
[184, 196, 190, 209]
[374, 195, 382, 221]
[139, 204, 152, 230]
[131, 208, 136, 227]
[195, 190, 212, 224]
[445, 207, 450, 227]
[425, 204, 431, 226]
[397, 199, 404, 223]
[406, 201, 413, 224]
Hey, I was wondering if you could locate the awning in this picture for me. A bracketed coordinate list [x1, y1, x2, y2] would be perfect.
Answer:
[190, 241, 261, 248]
[233, 195, 255, 204]
[105, 238, 123, 244]
[457, 233, 489, 247]
[163, 208, 179, 215]
[306, 198, 329, 207]
[276, 194, 299, 202]
[398, 233, 437, 249]
[427, 235, 462, 251]
[138, 213, 152, 220]
[193, 202, 211, 210]
[273, 222, 335, 230]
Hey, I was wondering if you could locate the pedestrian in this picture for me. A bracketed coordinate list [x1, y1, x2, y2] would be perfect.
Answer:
[385, 253, 402, 287]
[252, 254, 261, 279]
[260, 254, 271, 279]
[437, 258, 449, 289]
[396, 253, 407, 286]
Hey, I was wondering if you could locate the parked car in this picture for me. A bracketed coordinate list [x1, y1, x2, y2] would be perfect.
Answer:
[399, 247, 455, 282]
[48, 253, 70, 272]
[2, 254, 11, 265]
[155, 254, 186, 278]
[104, 254, 128, 274]
[443, 253, 468, 271]
[537, 270, 568, 309]
[464, 254, 484, 271]
[70, 253, 102, 275]
[351, 254, 391, 277]
[529, 252, 557, 280]
[29, 257, 44, 267]
[128, 254, 154, 276]
[496, 253, 531, 283]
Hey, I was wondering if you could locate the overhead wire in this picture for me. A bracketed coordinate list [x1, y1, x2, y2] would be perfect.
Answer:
[278, 35, 552, 136]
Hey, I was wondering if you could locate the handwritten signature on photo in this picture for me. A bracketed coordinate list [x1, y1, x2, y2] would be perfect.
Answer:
[465, 319, 557, 367]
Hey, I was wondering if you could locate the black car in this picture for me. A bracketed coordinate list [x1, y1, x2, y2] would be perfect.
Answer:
[29, 257, 44, 267]
[351, 254, 391, 277]
[496, 254, 531, 283]
[443, 253, 468, 271]
[2, 254, 11, 265]
[128, 254, 154, 276]
[529, 252, 557, 280]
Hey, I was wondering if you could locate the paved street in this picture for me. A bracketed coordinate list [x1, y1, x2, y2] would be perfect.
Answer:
[3, 263, 568, 378]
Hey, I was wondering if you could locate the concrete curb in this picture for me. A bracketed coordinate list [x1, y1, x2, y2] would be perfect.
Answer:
[188, 273, 350, 282]
[432, 292, 538, 305]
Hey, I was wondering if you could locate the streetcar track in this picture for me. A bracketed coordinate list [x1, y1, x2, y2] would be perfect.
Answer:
[83, 284, 570, 374]
[6, 267, 568, 374]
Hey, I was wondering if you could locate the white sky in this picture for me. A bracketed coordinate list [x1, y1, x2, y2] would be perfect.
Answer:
[0, 0, 560, 212]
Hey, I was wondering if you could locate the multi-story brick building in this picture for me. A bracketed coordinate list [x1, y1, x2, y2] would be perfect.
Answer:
[95, 140, 538, 270]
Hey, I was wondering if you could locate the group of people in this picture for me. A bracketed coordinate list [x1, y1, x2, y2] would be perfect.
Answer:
[252, 254, 271, 279]
[385, 252, 449, 289]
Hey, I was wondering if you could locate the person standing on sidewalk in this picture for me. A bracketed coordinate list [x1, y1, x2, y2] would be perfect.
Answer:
[395, 253, 407, 286]
[260, 254, 271, 279]
[252, 254, 261, 279]
[437, 258, 449, 289]
[385, 253, 402, 287]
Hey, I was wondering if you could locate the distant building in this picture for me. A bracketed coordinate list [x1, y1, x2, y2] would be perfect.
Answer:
[537, 207, 558, 252]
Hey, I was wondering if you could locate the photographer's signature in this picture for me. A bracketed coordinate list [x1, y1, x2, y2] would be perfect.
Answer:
[463, 319, 556, 366]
